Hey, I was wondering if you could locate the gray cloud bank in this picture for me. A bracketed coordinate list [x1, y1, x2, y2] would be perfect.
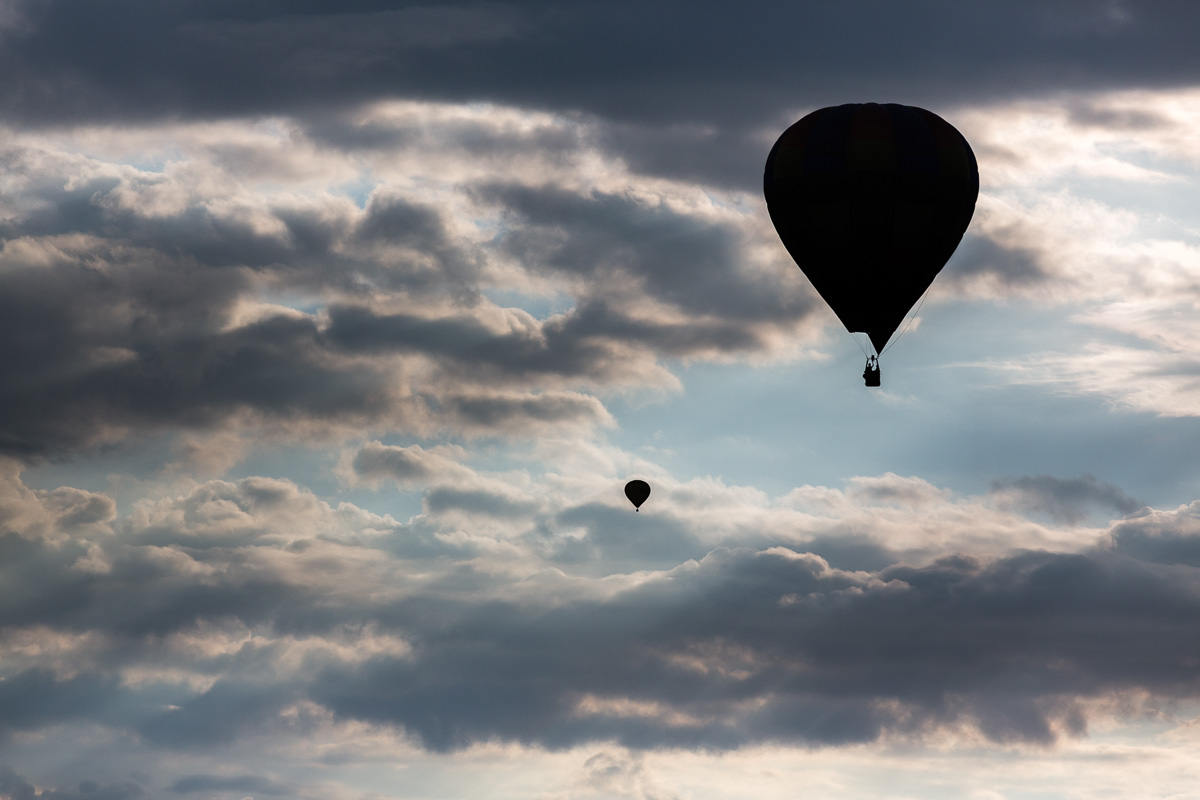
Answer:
[1, 465, 1198, 768]
[3, 0, 1200, 201]
[4, 1, 1200, 130]
[0, 132, 813, 458]
[3, 0, 1191, 461]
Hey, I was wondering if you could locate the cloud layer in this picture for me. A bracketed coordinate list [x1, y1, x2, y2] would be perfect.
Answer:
[0, 459, 1194, 787]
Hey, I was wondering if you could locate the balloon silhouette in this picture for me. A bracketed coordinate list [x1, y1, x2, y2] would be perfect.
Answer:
[764, 103, 978, 361]
[624, 480, 651, 512]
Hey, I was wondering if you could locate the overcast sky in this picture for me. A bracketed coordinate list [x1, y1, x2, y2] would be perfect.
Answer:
[3, 1, 1200, 798]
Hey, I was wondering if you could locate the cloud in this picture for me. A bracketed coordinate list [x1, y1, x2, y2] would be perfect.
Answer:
[537, 502, 704, 571]
[322, 304, 639, 385]
[568, 750, 681, 800]
[943, 233, 1049, 291]
[937, 89, 1200, 309]
[442, 390, 615, 436]
[0, 264, 400, 456]
[348, 442, 471, 487]
[992, 341, 1200, 418]
[424, 487, 540, 520]
[15, 76, 1199, 465]
[1110, 502, 1200, 567]
[169, 773, 290, 795]
[0, 457, 115, 543]
[309, 544, 1200, 751]
[347, 441, 545, 520]
[170, 772, 291, 796]
[479, 182, 812, 325]
[5, 1, 1200, 135]
[0, 768, 143, 800]
[0, 669, 125, 739]
[845, 473, 952, 509]
[0, 103, 832, 461]
[945, 94, 1200, 406]
[1, 464, 1197, 760]
[137, 679, 302, 748]
[991, 473, 1142, 524]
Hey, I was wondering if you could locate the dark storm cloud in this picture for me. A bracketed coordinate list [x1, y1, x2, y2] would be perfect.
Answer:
[0, 1, 526, 125]
[1, 0, 1196, 210]
[991, 473, 1142, 524]
[5, 0, 1200, 136]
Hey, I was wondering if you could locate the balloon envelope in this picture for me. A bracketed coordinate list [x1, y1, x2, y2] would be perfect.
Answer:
[624, 480, 651, 510]
[764, 103, 978, 354]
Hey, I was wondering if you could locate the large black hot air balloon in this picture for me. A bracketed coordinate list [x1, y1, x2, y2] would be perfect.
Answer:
[624, 480, 650, 512]
[764, 103, 978, 367]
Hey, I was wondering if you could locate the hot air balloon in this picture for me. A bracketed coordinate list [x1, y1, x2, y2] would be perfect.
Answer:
[763, 103, 978, 385]
[624, 480, 650, 512]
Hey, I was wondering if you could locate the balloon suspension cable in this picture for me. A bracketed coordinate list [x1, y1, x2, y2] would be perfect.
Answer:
[881, 285, 932, 357]
[850, 331, 872, 359]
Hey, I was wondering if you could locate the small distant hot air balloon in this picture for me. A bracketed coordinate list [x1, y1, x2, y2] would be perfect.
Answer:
[763, 103, 979, 385]
[624, 480, 651, 512]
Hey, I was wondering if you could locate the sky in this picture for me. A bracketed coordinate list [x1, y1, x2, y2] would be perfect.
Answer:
[2, 0, 1200, 798]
